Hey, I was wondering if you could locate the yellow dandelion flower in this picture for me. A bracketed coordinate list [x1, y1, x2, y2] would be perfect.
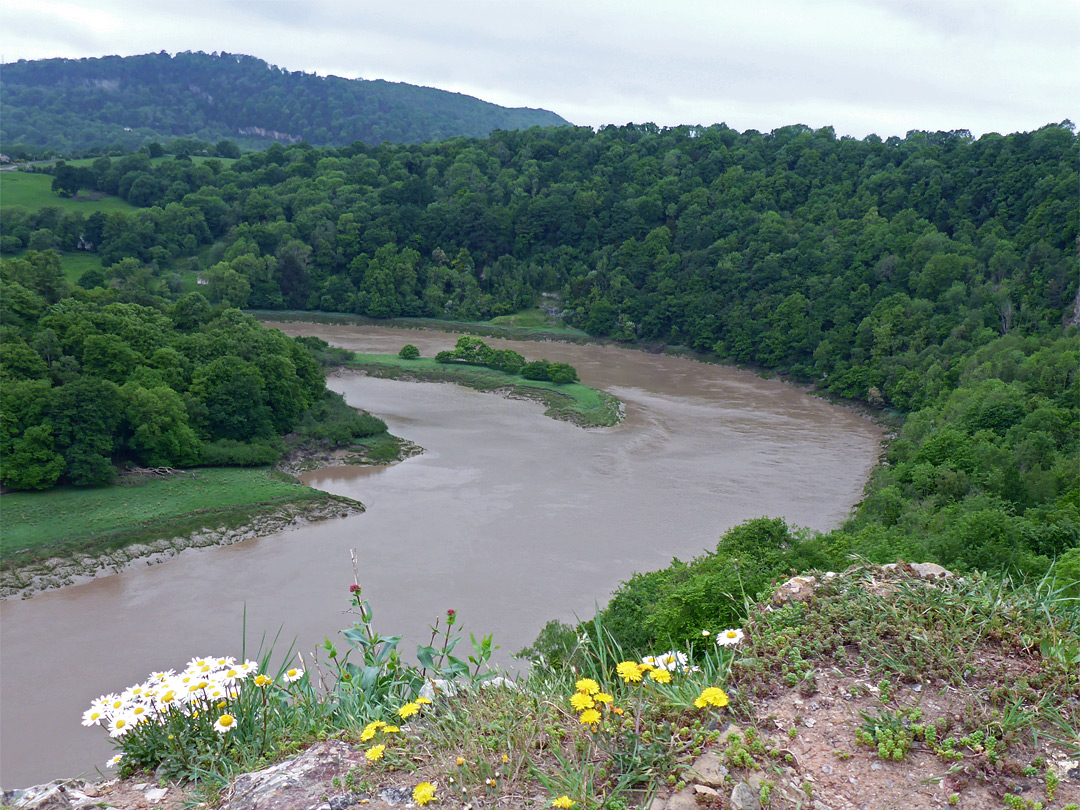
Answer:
[360, 722, 380, 742]
[413, 782, 436, 806]
[569, 692, 595, 711]
[594, 692, 613, 704]
[415, 696, 432, 705]
[365, 744, 386, 762]
[694, 686, 729, 708]
[612, 707, 624, 715]
[648, 669, 672, 684]
[579, 708, 601, 726]
[552, 797, 576, 809]
[574, 678, 600, 695]
[501, 753, 509, 763]
[456, 757, 465, 767]
[616, 661, 643, 682]
[384, 725, 400, 733]
[398, 702, 420, 719]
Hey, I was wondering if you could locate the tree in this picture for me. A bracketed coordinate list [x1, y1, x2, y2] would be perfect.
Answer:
[120, 384, 200, 467]
[189, 356, 274, 441]
[50, 376, 122, 486]
[214, 139, 242, 159]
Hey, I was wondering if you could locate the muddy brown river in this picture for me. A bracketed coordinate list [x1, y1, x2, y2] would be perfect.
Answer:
[0, 324, 881, 788]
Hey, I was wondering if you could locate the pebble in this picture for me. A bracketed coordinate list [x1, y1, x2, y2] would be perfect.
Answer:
[821, 764, 833, 774]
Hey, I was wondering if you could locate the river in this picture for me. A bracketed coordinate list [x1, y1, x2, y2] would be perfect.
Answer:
[0, 324, 881, 788]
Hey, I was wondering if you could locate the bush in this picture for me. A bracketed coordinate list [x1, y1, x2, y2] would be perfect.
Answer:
[398, 344, 420, 360]
[199, 439, 281, 466]
[549, 362, 579, 385]
[291, 391, 386, 446]
[520, 360, 552, 380]
[295, 335, 353, 366]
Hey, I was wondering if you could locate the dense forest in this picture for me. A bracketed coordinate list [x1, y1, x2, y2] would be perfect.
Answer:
[0, 51, 569, 156]
[0, 250, 385, 490]
[1, 120, 1076, 649]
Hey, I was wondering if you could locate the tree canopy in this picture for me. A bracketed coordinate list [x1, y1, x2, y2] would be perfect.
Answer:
[0, 255, 383, 489]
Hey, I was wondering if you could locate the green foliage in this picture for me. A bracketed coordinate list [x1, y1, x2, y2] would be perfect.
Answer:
[398, 343, 420, 359]
[0, 263, 372, 489]
[427, 335, 579, 384]
[598, 518, 836, 651]
[197, 439, 281, 467]
[856, 708, 918, 760]
[288, 390, 387, 447]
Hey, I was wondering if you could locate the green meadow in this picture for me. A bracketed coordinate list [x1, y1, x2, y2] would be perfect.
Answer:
[0, 467, 340, 568]
[0, 170, 137, 212]
[347, 352, 622, 427]
[58, 251, 105, 283]
[256, 309, 592, 343]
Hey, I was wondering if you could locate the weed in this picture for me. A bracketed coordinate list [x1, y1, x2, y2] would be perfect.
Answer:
[857, 708, 917, 761]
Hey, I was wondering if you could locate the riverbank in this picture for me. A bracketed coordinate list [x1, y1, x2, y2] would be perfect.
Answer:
[0, 492, 364, 599]
[1, 463, 372, 599]
[276, 430, 425, 475]
[339, 354, 624, 428]
[254, 308, 595, 345]
[0, 422, 427, 599]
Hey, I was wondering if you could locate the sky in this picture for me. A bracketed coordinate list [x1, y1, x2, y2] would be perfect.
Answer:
[2, 0, 1077, 140]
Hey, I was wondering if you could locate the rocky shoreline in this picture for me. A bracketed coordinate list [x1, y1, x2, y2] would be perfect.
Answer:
[276, 435, 424, 476]
[0, 497, 364, 600]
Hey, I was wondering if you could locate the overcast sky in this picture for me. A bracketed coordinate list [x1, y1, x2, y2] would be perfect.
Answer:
[3, 0, 1077, 139]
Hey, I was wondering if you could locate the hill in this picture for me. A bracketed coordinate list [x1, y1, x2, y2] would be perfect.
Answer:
[0, 51, 571, 155]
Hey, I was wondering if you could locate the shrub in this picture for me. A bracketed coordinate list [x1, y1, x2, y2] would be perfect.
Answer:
[199, 439, 281, 466]
[399, 344, 420, 360]
[521, 360, 552, 381]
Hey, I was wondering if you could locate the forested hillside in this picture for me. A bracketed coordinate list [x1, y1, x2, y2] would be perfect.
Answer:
[0, 51, 569, 156]
[2, 121, 1076, 619]
[0, 250, 385, 490]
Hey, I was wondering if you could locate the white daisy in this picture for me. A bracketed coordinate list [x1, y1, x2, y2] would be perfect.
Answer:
[653, 651, 689, 671]
[108, 714, 136, 738]
[282, 667, 304, 683]
[213, 713, 237, 733]
[716, 628, 745, 647]
[81, 707, 107, 727]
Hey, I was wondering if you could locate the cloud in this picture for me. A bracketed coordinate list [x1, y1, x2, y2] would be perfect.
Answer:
[3, 0, 1077, 139]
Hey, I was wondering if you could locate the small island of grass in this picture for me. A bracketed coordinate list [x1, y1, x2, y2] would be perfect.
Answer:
[345, 336, 623, 428]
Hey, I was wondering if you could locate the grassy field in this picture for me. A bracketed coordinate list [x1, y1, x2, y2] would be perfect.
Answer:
[347, 353, 622, 427]
[0, 467, 338, 568]
[254, 309, 593, 344]
[0, 171, 137, 212]
[58, 251, 105, 283]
